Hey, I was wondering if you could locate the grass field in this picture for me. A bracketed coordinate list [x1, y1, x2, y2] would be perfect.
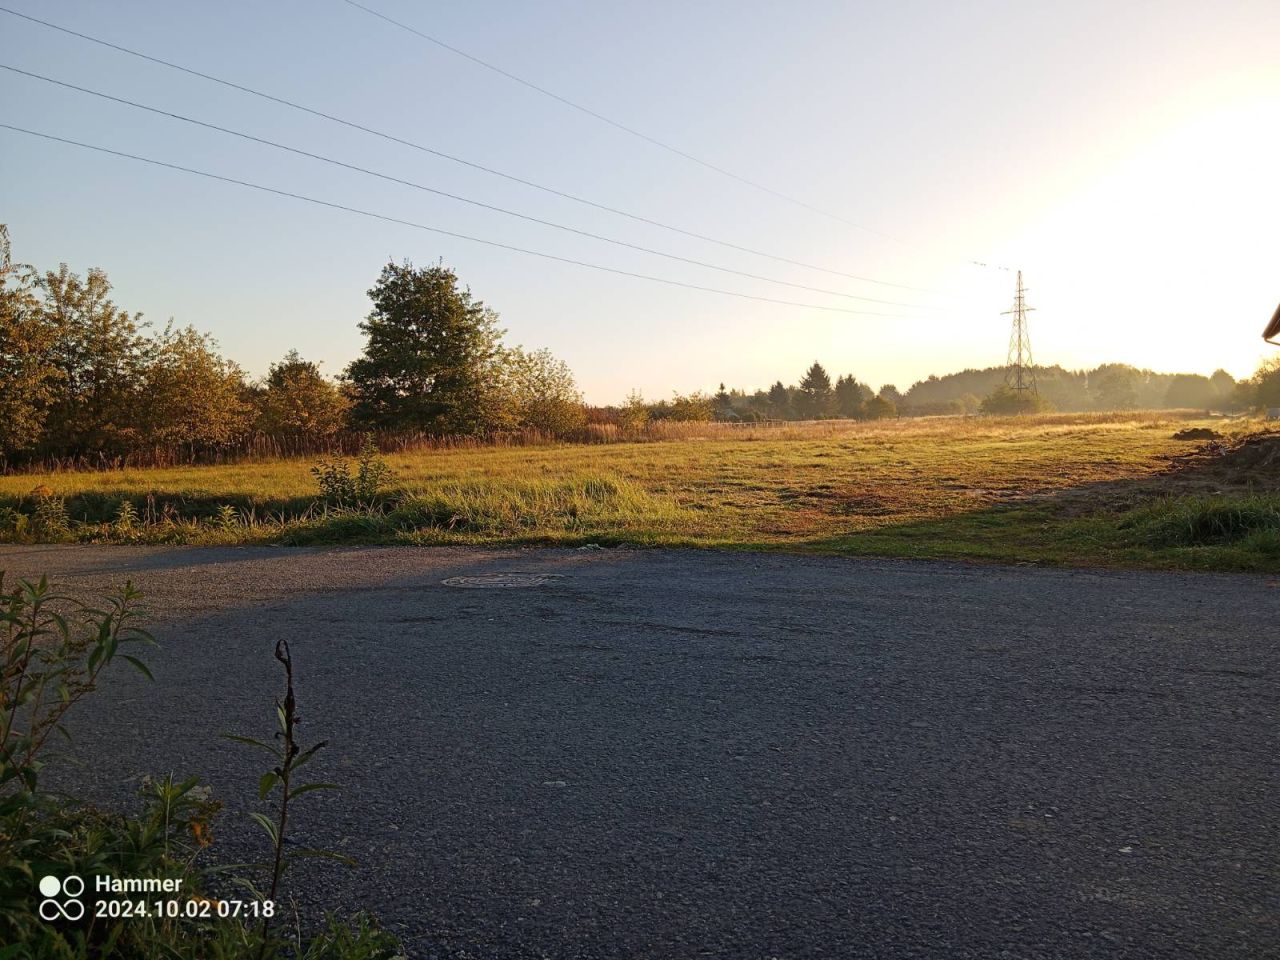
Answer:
[2, 413, 1278, 571]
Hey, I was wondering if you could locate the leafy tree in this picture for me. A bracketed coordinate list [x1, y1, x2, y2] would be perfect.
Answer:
[1163, 373, 1216, 410]
[345, 261, 504, 435]
[1091, 365, 1140, 410]
[650, 391, 715, 422]
[619, 389, 650, 430]
[256, 350, 350, 441]
[0, 227, 59, 457]
[143, 325, 252, 449]
[980, 385, 1051, 415]
[503, 346, 585, 436]
[797, 362, 834, 418]
[37, 263, 148, 455]
[1209, 368, 1237, 407]
[865, 393, 898, 419]
[1239, 357, 1280, 409]
[833, 374, 867, 419]
[905, 368, 1006, 413]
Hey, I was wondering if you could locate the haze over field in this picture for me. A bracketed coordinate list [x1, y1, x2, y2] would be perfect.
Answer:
[3, 0, 1278, 402]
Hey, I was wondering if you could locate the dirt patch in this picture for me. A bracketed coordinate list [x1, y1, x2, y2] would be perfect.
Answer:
[1046, 431, 1280, 517]
[1161, 433, 1280, 489]
[1221, 434, 1280, 472]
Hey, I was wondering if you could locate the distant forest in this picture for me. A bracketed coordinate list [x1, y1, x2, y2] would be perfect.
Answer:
[655, 360, 1243, 425]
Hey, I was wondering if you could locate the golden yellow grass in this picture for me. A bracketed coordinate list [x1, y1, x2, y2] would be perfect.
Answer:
[1, 412, 1253, 561]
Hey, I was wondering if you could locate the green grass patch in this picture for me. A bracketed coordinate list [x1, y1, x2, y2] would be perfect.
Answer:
[1118, 493, 1280, 547]
[820, 497, 1280, 572]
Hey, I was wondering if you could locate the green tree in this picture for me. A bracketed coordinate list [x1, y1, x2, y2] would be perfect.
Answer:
[766, 380, 791, 419]
[143, 325, 252, 449]
[1209, 368, 1237, 408]
[865, 392, 898, 419]
[503, 346, 585, 436]
[713, 382, 735, 421]
[256, 350, 350, 441]
[1163, 373, 1216, 409]
[834, 374, 866, 419]
[345, 261, 504, 435]
[980, 385, 1051, 415]
[649, 391, 714, 422]
[1239, 357, 1280, 409]
[1091, 365, 1140, 410]
[0, 227, 59, 457]
[619, 389, 650, 430]
[797, 362, 834, 418]
[37, 263, 148, 455]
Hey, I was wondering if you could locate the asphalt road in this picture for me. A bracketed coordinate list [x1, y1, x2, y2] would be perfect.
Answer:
[2, 544, 1276, 959]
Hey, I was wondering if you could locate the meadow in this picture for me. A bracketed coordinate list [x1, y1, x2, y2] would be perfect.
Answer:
[2, 413, 1277, 571]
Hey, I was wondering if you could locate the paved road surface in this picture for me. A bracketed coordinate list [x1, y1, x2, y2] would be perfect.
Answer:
[1, 545, 1276, 959]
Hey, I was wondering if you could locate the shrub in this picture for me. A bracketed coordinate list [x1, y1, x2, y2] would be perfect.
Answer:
[30, 492, 69, 540]
[114, 498, 140, 535]
[311, 435, 394, 506]
[618, 390, 650, 432]
[665, 392, 715, 422]
[1, 575, 154, 796]
[215, 503, 240, 531]
[980, 386, 1052, 415]
[865, 395, 897, 420]
[311, 455, 358, 506]
[353, 437, 394, 502]
[0, 507, 26, 540]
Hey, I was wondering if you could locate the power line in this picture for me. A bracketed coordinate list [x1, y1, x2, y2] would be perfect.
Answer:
[346, 0, 1016, 275]
[341, 0, 900, 239]
[0, 4, 941, 295]
[0, 63, 937, 311]
[0, 123, 932, 319]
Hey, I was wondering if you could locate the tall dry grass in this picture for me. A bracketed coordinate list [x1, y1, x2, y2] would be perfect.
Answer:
[3, 409, 1220, 476]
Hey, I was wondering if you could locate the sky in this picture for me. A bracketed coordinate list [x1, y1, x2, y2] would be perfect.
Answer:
[2, 0, 1278, 403]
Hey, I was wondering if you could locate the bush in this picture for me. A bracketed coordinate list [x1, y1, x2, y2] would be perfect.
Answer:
[618, 391, 649, 432]
[647, 392, 714, 423]
[30, 492, 69, 540]
[864, 395, 897, 420]
[980, 385, 1052, 415]
[311, 435, 394, 506]
[113, 499, 140, 536]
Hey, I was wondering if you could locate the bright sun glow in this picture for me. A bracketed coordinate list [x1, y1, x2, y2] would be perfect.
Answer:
[1002, 93, 1280, 379]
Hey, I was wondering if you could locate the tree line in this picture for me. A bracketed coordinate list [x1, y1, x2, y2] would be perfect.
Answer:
[897, 362, 1243, 416]
[0, 232, 583, 465]
[4, 226, 1275, 466]
[604, 357, 1253, 425]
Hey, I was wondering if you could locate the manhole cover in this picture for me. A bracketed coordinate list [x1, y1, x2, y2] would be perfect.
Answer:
[442, 574, 550, 589]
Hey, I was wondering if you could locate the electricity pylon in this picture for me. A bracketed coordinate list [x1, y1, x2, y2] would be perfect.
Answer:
[1003, 270, 1037, 393]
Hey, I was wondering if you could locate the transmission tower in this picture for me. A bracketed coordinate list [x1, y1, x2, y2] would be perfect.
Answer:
[1002, 269, 1037, 393]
